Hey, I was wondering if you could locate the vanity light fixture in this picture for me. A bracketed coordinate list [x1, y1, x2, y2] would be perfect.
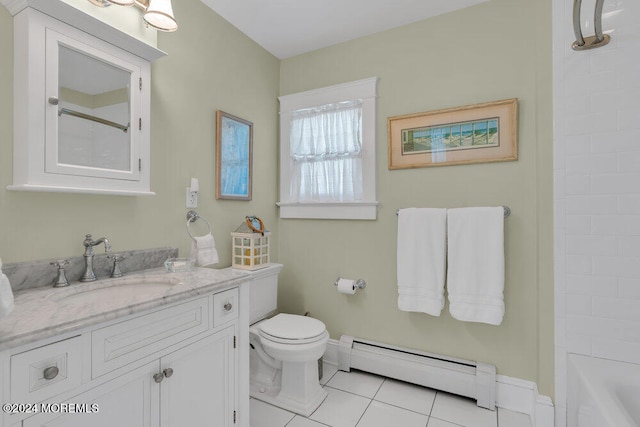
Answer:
[88, 0, 178, 32]
[108, 0, 136, 5]
[143, 0, 178, 32]
[88, 0, 113, 6]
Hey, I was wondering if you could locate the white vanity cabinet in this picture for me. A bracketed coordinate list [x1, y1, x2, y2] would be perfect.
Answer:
[2, 286, 245, 427]
[21, 361, 159, 427]
[159, 326, 236, 427]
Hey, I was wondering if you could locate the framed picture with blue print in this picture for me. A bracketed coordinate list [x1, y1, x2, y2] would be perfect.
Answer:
[216, 110, 253, 200]
[388, 98, 518, 169]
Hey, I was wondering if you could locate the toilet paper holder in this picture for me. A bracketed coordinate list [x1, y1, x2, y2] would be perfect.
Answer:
[334, 277, 367, 290]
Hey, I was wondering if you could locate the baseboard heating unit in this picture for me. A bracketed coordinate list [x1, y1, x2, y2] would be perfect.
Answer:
[337, 335, 496, 410]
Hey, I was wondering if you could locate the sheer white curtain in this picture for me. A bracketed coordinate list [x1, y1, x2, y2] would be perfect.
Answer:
[289, 100, 363, 202]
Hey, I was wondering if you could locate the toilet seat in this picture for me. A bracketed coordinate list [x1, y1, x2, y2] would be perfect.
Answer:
[258, 313, 327, 345]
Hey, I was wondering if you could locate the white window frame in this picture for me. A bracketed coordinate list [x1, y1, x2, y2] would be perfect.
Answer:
[277, 77, 379, 220]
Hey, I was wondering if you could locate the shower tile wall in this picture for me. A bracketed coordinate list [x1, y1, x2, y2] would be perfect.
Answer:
[554, 0, 640, 425]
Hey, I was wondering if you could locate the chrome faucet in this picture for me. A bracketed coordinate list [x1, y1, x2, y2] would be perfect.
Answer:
[81, 234, 112, 282]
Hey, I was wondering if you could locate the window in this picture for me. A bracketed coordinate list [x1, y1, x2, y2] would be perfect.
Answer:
[278, 78, 379, 220]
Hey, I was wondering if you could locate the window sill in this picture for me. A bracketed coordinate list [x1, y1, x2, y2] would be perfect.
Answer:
[7, 184, 156, 196]
[276, 202, 380, 220]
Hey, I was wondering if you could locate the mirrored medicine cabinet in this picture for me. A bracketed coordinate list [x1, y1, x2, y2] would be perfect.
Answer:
[7, 6, 165, 195]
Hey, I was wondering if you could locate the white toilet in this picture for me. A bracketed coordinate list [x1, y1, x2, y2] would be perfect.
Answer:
[244, 263, 329, 416]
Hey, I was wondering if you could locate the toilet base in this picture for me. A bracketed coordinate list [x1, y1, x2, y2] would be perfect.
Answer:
[250, 382, 327, 417]
[250, 352, 328, 416]
[248, 318, 329, 416]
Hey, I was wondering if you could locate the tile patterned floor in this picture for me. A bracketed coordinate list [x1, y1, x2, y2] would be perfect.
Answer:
[250, 364, 532, 427]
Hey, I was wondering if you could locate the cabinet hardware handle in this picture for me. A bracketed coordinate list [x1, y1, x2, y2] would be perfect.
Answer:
[163, 368, 174, 378]
[153, 372, 164, 383]
[43, 366, 59, 380]
[224, 302, 233, 311]
[48, 97, 59, 105]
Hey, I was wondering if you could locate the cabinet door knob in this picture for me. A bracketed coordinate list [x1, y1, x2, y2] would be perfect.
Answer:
[43, 366, 59, 380]
[48, 97, 59, 105]
[153, 372, 164, 383]
[163, 368, 174, 378]
[224, 302, 233, 311]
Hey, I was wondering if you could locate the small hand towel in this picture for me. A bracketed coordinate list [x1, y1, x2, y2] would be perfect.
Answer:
[447, 207, 505, 325]
[190, 233, 219, 267]
[0, 258, 15, 319]
[397, 208, 447, 316]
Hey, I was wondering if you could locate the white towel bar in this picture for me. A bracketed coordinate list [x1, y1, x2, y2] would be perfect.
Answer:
[396, 206, 510, 217]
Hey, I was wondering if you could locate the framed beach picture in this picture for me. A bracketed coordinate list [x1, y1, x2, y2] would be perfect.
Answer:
[387, 98, 518, 169]
[216, 110, 253, 200]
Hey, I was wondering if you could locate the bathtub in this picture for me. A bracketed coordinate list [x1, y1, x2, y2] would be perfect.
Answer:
[567, 353, 640, 427]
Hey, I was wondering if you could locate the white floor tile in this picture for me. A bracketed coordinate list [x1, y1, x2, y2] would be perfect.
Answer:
[356, 400, 429, 427]
[427, 418, 462, 427]
[309, 387, 370, 427]
[286, 415, 331, 427]
[250, 372, 529, 427]
[325, 370, 384, 398]
[430, 393, 497, 427]
[250, 398, 295, 427]
[320, 362, 339, 385]
[497, 408, 532, 427]
[374, 378, 436, 415]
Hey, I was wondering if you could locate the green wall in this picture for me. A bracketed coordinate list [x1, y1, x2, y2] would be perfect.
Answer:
[0, 0, 280, 265]
[278, 0, 554, 396]
[0, 0, 554, 398]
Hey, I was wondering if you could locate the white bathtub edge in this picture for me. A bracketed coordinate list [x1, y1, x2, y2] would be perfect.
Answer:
[567, 353, 639, 427]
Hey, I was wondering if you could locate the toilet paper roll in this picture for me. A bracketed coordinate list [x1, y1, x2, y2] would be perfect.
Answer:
[336, 278, 357, 295]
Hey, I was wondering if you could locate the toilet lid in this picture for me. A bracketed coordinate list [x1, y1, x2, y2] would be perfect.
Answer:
[258, 313, 326, 341]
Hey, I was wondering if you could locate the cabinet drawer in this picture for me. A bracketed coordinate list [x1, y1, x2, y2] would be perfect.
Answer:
[92, 297, 209, 378]
[11, 336, 82, 404]
[212, 287, 238, 328]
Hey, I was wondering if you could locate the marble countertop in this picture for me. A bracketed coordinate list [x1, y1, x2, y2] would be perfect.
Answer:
[0, 267, 250, 352]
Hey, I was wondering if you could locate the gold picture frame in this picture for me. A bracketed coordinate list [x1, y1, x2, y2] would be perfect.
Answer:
[215, 110, 253, 200]
[387, 98, 518, 169]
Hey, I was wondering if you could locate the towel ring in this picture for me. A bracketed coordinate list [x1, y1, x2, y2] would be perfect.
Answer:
[186, 210, 212, 242]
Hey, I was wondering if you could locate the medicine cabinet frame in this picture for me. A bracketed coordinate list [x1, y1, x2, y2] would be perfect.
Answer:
[8, 7, 162, 196]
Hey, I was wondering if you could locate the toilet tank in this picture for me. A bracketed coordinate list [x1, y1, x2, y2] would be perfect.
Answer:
[243, 263, 283, 324]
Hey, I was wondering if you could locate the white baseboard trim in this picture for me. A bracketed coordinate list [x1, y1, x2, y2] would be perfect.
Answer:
[323, 339, 554, 427]
[496, 374, 555, 427]
[323, 338, 339, 365]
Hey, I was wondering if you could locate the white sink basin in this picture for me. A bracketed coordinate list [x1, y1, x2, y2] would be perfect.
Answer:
[48, 275, 183, 305]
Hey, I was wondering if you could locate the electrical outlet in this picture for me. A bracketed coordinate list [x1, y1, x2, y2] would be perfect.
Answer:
[186, 187, 198, 208]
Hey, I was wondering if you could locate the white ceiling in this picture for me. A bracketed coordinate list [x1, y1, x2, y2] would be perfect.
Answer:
[199, 0, 491, 59]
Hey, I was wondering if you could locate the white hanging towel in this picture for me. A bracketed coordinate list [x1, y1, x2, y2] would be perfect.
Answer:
[190, 234, 219, 267]
[397, 208, 447, 316]
[447, 207, 505, 325]
[0, 258, 15, 320]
